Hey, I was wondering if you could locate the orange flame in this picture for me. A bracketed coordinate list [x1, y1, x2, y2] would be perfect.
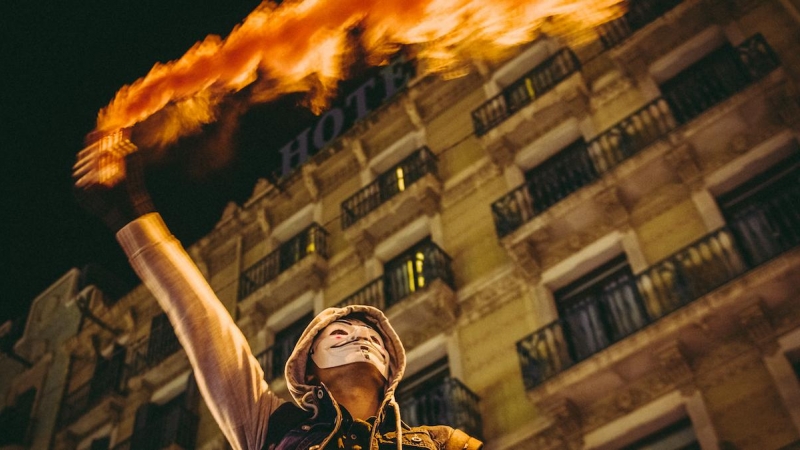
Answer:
[96, 0, 624, 147]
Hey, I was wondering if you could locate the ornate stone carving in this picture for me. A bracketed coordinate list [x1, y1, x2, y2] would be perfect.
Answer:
[542, 398, 583, 445]
[505, 238, 542, 282]
[301, 162, 320, 201]
[665, 143, 702, 187]
[485, 137, 516, 169]
[402, 96, 424, 130]
[654, 341, 694, 387]
[738, 301, 777, 355]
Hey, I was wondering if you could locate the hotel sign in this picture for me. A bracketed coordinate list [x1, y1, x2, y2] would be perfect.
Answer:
[278, 58, 415, 178]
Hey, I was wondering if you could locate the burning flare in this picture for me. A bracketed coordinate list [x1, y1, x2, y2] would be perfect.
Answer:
[96, 0, 624, 148]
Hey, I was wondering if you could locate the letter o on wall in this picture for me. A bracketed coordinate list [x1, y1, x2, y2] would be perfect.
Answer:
[313, 108, 345, 150]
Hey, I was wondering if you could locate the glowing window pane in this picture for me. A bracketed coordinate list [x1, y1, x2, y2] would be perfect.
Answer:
[396, 167, 406, 192]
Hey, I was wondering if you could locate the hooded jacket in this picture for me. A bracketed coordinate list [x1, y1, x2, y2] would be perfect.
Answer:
[116, 213, 482, 450]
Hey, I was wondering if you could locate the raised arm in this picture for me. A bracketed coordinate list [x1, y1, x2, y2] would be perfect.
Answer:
[73, 131, 283, 450]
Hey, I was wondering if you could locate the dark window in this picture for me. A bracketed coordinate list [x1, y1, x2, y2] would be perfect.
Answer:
[90, 436, 111, 450]
[130, 389, 198, 450]
[621, 416, 700, 450]
[383, 238, 453, 307]
[271, 313, 313, 380]
[717, 154, 800, 267]
[147, 313, 182, 366]
[660, 43, 751, 125]
[555, 255, 648, 361]
[397, 358, 450, 427]
[524, 140, 597, 213]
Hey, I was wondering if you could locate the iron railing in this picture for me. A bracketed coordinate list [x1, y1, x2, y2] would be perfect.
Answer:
[400, 377, 483, 439]
[516, 181, 800, 389]
[492, 34, 779, 238]
[255, 337, 299, 382]
[238, 223, 329, 300]
[129, 320, 183, 377]
[352, 241, 452, 309]
[472, 48, 581, 136]
[662, 34, 780, 125]
[58, 351, 128, 428]
[596, 0, 684, 49]
[341, 146, 438, 229]
[336, 241, 454, 309]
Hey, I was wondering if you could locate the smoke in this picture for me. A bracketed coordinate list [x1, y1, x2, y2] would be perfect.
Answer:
[97, 0, 625, 149]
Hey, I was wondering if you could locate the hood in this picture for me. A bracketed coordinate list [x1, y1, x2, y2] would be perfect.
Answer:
[285, 305, 406, 411]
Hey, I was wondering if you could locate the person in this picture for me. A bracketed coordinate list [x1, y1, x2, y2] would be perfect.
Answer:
[73, 131, 483, 450]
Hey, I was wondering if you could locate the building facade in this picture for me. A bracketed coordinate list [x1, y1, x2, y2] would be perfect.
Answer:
[4, 0, 800, 448]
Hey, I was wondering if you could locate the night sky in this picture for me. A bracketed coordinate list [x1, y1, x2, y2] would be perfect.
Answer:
[1, 0, 337, 323]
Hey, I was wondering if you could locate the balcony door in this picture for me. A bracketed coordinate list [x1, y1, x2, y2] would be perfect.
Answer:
[271, 313, 313, 380]
[555, 256, 648, 362]
[717, 154, 800, 267]
[397, 358, 450, 427]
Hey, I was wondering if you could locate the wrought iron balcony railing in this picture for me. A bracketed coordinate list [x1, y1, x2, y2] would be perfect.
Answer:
[341, 146, 438, 229]
[336, 241, 455, 310]
[400, 377, 483, 439]
[472, 48, 581, 136]
[58, 360, 128, 428]
[255, 338, 298, 382]
[129, 320, 183, 377]
[492, 34, 779, 238]
[663, 34, 780, 125]
[595, 0, 684, 49]
[516, 181, 800, 389]
[238, 223, 329, 300]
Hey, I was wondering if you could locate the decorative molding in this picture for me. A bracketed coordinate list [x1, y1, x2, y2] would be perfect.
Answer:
[739, 300, 778, 355]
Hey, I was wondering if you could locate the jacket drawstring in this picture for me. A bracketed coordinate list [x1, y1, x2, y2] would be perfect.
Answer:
[389, 396, 402, 450]
[301, 390, 319, 419]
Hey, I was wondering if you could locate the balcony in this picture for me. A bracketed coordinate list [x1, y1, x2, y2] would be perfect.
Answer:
[492, 34, 780, 239]
[58, 360, 127, 435]
[595, 0, 684, 49]
[516, 180, 800, 390]
[238, 223, 329, 311]
[400, 377, 482, 439]
[128, 319, 184, 385]
[336, 241, 457, 348]
[341, 147, 441, 259]
[472, 48, 581, 136]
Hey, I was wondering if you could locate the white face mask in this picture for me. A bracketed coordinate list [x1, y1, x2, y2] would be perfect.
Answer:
[310, 318, 389, 380]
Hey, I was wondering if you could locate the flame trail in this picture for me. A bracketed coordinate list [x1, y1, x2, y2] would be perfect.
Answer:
[96, 0, 624, 148]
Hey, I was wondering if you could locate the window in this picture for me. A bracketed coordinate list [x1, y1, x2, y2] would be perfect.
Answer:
[555, 255, 648, 361]
[89, 345, 126, 403]
[397, 358, 450, 427]
[147, 313, 182, 366]
[621, 417, 700, 450]
[270, 313, 313, 381]
[397, 358, 482, 437]
[524, 139, 597, 213]
[0, 388, 36, 446]
[383, 238, 453, 307]
[130, 390, 198, 450]
[717, 154, 800, 267]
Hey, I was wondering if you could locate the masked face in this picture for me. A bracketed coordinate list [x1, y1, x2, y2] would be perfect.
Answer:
[310, 318, 389, 380]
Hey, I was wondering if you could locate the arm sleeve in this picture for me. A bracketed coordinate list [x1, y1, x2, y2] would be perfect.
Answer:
[117, 213, 284, 450]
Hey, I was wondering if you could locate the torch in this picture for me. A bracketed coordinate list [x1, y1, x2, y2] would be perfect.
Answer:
[73, 128, 138, 189]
